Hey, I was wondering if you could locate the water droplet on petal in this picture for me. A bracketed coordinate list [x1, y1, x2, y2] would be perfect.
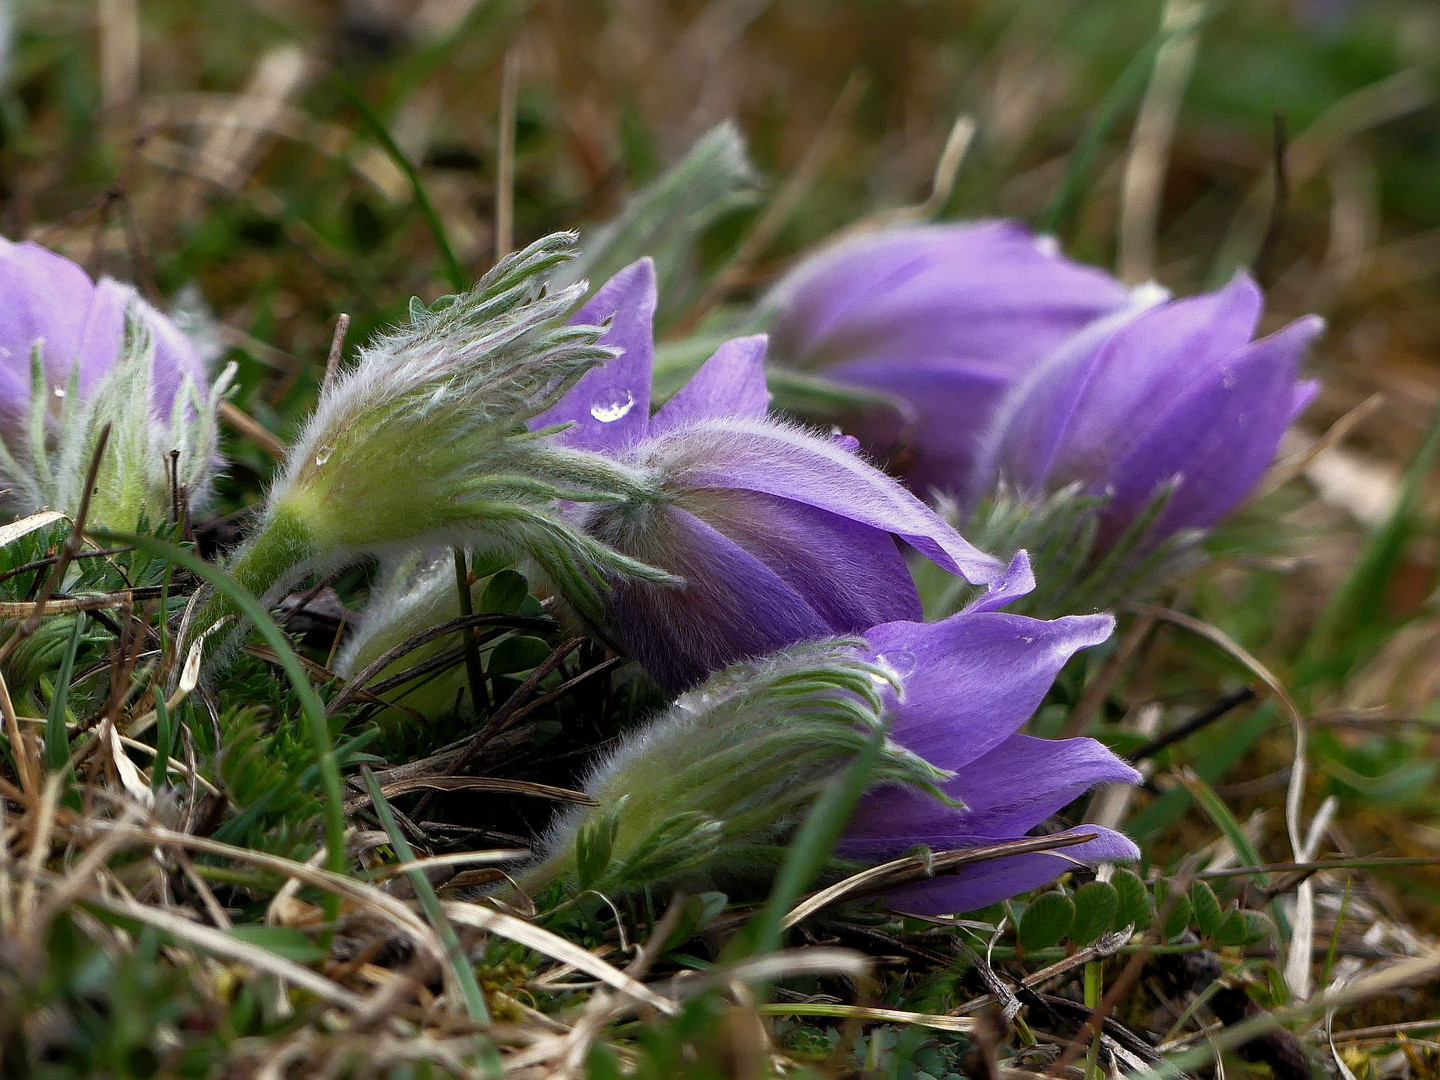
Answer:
[1033, 234, 1061, 257]
[590, 387, 635, 423]
[314, 444, 334, 466]
[884, 647, 918, 679]
[872, 647, 918, 694]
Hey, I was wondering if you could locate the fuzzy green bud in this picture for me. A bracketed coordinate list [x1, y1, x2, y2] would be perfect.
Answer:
[521, 640, 950, 900]
[198, 234, 676, 658]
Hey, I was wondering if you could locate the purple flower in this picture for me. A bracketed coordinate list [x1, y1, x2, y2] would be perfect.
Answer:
[764, 222, 1133, 502]
[975, 274, 1323, 547]
[527, 555, 1140, 912]
[0, 237, 227, 529]
[533, 257, 1005, 691]
[841, 575, 1140, 913]
[0, 238, 208, 430]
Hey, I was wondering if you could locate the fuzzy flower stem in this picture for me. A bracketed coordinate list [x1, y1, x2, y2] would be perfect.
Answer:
[188, 502, 317, 659]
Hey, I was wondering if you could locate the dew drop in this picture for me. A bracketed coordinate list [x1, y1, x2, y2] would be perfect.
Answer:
[872, 647, 918, 691]
[52, 385, 66, 398]
[1033, 234, 1061, 257]
[589, 387, 635, 423]
[883, 647, 918, 679]
[314, 444, 334, 466]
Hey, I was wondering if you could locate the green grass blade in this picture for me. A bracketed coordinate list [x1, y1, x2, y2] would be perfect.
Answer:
[1300, 398, 1440, 682]
[728, 724, 885, 959]
[44, 613, 85, 777]
[333, 76, 467, 291]
[98, 531, 349, 889]
[1038, 5, 1210, 238]
[361, 768, 504, 1075]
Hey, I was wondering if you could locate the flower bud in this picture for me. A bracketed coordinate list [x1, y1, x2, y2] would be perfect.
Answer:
[976, 273, 1322, 550]
[0, 239, 228, 531]
[203, 234, 674, 650]
[763, 222, 1132, 502]
[525, 641, 944, 897]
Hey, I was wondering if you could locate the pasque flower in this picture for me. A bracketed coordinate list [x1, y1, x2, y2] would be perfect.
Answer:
[763, 221, 1134, 502]
[534, 256, 1005, 691]
[839, 571, 1139, 913]
[530, 565, 1139, 913]
[0, 237, 229, 531]
[973, 273, 1323, 548]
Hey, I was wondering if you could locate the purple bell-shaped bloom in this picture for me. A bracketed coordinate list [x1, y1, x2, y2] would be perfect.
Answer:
[975, 273, 1323, 548]
[0, 237, 227, 529]
[529, 553, 1141, 912]
[0, 238, 208, 430]
[533, 257, 1005, 691]
[842, 572, 1141, 914]
[764, 221, 1133, 502]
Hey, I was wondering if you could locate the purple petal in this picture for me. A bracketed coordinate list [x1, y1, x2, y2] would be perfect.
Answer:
[1050, 275, 1264, 485]
[874, 826, 1140, 915]
[73, 280, 210, 415]
[589, 503, 833, 691]
[73, 279, 131, 398]
[946, 735, 1141, 835]
[974, 299, 1161, 496]
[1099, 315, 1325, 540]
[769, 221, 1130, 372]
[650, 334, 769, 435]
[1290, 378, 1321, 420]
[654, 417, 1002, 584]
[842, 735, 1136, 852]
[133, 291, 211, 414]
[673, 488, 922, 632]
[986, 277, 1261, 494]
[824, 356, 1012, 502]
[862, 610, 1113, 772]
[962, 551, 1035, 615]
[0, 240, 95, 419]
[532, 258, 657, 453]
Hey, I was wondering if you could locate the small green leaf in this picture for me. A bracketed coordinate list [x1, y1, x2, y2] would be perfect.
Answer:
[487, 635, 550, 676]
[1190, 881, 1225, 939]
[1241, 909, 1276, 946]
[1213, 908, 1251, 947]
[1071, 882, 1120, 946]
[1111, 869, 1153, 933]
[663, 891, 730, 951]
[1162, 891, 1193, 941]
[480, 568, 530, 613]
[967, 903, 1006, 929]
[1018, 892, 1076, 953]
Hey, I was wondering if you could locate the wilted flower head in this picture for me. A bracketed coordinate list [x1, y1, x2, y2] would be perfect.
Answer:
[534, 256, 1005, 690]
[0, 238, 228, 531]
[206, 234, 673, 638]
[974, 273, 1323, 549]
[531, 565, 1139, 913]
[763, 221, 1133, 501]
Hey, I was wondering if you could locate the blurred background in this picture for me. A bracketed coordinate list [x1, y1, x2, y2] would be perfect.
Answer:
[7, 0, 1439, 463]
[5, 0, 1440, 902]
